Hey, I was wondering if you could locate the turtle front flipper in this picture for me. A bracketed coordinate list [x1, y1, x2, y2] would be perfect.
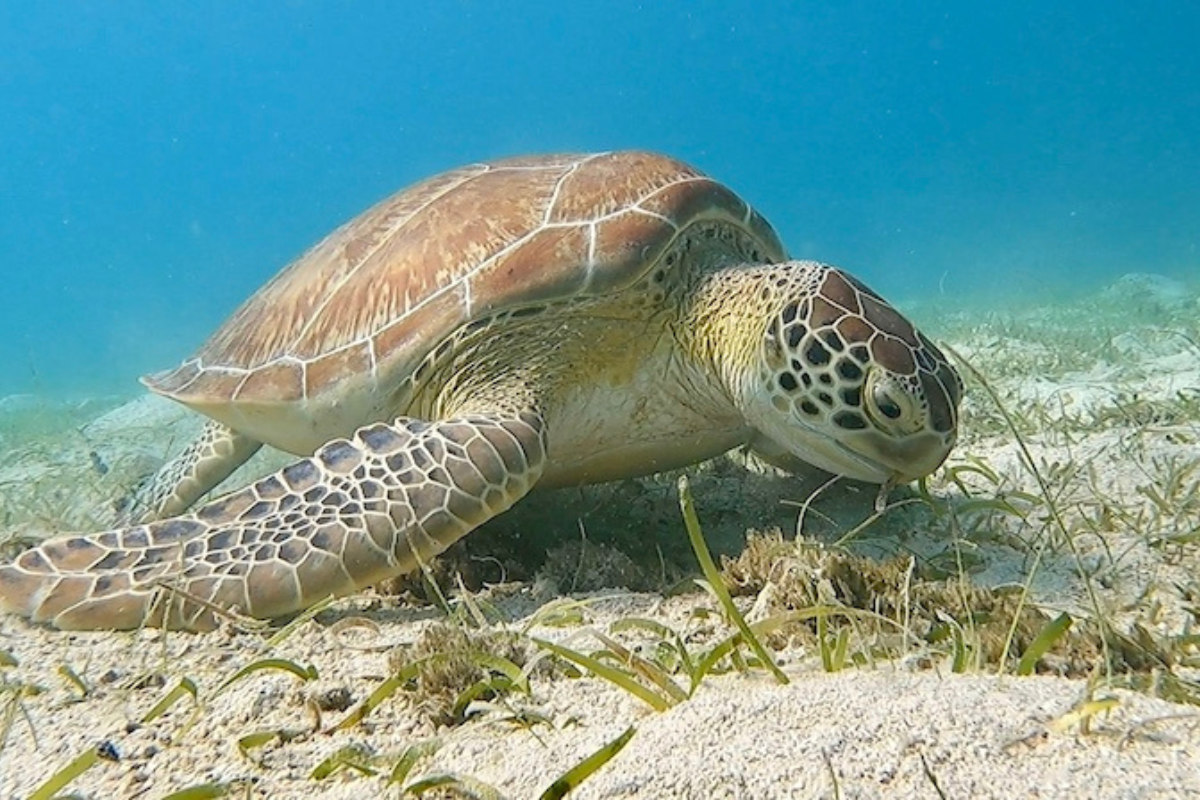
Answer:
[118, 420, 263, 524]
[0, 411, 546, 631]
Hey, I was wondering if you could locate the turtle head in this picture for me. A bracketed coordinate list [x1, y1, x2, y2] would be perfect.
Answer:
[742, 263, 962, 484]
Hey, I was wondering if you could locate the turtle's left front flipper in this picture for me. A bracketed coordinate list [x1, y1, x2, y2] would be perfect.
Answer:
[0, 411, 546, 631]
[117, 420, 263, 524]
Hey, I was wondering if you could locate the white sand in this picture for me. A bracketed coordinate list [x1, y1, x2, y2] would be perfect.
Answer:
[2, 607, 1200, 799]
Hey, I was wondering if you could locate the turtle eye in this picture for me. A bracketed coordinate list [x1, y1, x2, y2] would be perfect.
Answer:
[864, 371, 919, 434]
[874, 387, 903, 420]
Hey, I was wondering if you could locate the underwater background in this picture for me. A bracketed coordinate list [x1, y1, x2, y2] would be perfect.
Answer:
[1, 1, 1196, 398]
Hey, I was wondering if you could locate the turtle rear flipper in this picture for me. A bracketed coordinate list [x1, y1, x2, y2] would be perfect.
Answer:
[0, 411, 545, 630]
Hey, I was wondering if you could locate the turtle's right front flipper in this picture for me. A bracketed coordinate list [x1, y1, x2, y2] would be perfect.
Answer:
[0, 411, 546, 631]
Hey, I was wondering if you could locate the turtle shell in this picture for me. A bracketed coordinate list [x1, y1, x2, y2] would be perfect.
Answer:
[145, 151, 785, 454]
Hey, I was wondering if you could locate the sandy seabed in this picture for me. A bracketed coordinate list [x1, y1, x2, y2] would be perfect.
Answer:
[1, 274, 1199, 799]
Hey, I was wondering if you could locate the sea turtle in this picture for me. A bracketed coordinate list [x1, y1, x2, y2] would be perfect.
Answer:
[0, 151, 961, 631]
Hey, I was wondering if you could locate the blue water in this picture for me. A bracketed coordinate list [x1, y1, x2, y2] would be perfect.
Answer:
[1, 2, 1197, 397]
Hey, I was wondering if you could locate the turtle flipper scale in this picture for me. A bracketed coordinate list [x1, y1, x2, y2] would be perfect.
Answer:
[0, 411, 546, 631]
[118, 420, 263, 524]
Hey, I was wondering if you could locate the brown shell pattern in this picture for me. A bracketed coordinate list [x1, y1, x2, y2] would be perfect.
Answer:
[144, 151, 782, 408]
